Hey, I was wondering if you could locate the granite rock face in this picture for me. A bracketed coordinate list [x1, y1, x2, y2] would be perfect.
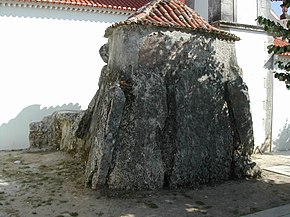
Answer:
[78, 25, 259, 190]
[29, 110, 86, 159]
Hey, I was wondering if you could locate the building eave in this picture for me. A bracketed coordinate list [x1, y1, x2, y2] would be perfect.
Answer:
[275, 54, 290, 58]
[0, 0, 135, 15]
[212, 21, 265, 33]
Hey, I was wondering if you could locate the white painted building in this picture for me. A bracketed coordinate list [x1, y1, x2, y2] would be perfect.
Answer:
[0, 0, 139, 149]
[0, 0, 288, 152]
[272, 53, 290, 151]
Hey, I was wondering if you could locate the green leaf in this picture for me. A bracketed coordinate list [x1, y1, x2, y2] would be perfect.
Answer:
[258, 10, 290, 89]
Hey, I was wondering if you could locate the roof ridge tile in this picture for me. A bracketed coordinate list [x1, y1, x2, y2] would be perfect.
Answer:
[11, 0, 151, 11]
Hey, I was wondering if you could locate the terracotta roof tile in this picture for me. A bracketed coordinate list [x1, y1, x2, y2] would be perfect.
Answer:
[274, 38, 290, 57]
[14, 0, 151, 11]
[105, 0, 240, 41]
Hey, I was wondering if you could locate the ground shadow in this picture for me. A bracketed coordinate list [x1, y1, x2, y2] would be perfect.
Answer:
[1, 150, 290, 216]
[0, 103, 81, 150]
[273, 121, 290, 151]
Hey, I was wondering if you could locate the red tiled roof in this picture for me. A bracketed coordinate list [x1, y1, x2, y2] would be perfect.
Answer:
[14, 0, 151, 11]
[274, 38, 290, 57]
[105, 0, 240, 41]
[275, 38, 289, 47]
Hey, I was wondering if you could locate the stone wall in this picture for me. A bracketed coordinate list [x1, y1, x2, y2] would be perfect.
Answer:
[29, 110, 86, 160]
[77, 25, 260, 190]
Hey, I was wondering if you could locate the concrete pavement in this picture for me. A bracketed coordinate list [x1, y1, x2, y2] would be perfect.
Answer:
[242, 204, 290, 217]
[244, 151, 290, 217]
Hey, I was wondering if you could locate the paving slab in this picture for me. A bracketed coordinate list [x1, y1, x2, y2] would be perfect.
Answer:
[242, 204, 290, 217]
[264, 165, 290, 177]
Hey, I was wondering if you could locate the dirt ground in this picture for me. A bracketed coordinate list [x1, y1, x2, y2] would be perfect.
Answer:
[0, 150, 290, 217]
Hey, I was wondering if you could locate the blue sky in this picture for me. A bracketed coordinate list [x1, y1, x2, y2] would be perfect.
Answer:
[272, 1, 282, 16]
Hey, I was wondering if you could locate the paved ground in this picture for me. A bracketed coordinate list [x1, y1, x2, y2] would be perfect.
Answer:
[0, 150, 290, 217]
[242, 151, 290, 217]
[242, 204, 290, 217]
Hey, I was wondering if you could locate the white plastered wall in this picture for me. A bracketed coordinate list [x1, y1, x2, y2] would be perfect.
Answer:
[236, 0, 258, 25]
[0, 5, 128, 149]
[272, 56, 290, 151]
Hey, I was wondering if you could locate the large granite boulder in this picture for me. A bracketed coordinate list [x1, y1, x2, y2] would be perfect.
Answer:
[76, 23, 259, 190]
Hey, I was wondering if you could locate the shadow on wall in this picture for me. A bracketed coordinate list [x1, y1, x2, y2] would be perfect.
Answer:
[273, 121, 290, 152]
[0, 103, 81, 150]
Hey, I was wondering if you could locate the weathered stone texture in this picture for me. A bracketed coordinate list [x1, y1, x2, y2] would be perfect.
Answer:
[29, 110, 86, 159]
[99, 43, 109, 64]
[78, 25, 259, 190]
